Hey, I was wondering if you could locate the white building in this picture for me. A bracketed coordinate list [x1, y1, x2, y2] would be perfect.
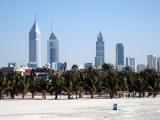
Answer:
[147, 55, 156, 70]
[15, 67, 29, 76]
[28, 16, 41, 68]
[137, 64, 146, 73]
[126, 57, 135, 72]
[153, 56, 157, 70]
[157, 57, 160, 72]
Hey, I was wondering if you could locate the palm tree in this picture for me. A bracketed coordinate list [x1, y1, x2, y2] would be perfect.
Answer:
[95, 70, 104, 97]
[28, 70, 38, 99]
[83, 66, 99, 98]
[117, 71, 128, 98]
[62, 71, 73, 99]
[122, 66, 135, 97]
[102, 63, 114, 71]
[141, 69, 160, 97]
[104, 72, 118, 99]
[0, 72, 8, 99]
[50, 74, 65, 99]
[71, 65, 81, 99]
[102, 63, 118, 99]
[79, 72, 87, 98]
[37, 78, 51, 99]
[155, 72, 160, 95]
[17, 74, 30, 99]
[62, 64, 81, 99]
[7, 72, 19, 99]
[154, 73, 160, 96]
[133, 73, 147, 98]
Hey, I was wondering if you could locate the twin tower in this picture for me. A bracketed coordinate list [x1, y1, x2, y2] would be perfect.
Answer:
[28, 18, 59, 68]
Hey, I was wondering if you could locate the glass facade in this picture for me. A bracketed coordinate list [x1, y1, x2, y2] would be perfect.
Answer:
[147, 55, 157, 70]
[95, 32, 104, 68]
[47, 32, 59, 67]
[116, 43, 124, 66]
[126, 57, 135, 71]
[28, 21, 41, 68]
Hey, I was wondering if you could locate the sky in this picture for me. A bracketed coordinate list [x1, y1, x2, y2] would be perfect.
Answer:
[0, 0, 160, 68]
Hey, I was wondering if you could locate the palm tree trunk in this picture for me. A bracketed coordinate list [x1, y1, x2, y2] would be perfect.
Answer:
[16, 92, 18, 96]
[148, 92, 152, 97]
[6, 91, 9, 97]
[0, 90, 3, 100]
[110, 92, 114, 99]
[99, 91, 102, 97]
[68, 92, 71, 99]
[32, 92, 35, 99]
[119, 92, 122, 98]
[153, 91, 157, 98]
[122, 91, 124, 97]
[11, 91, 15, 99]
[79, 92, 82, 98]
[75, 92, 78, 99]
[55, 92, 58, 99]
[139, 92, 141, 98]
[142, 92, 145, 97]
[133, 91, 136, 98]
[128, 92, 130, 97]
[91, 91, 93, 99]
[42, 91, 47, 99]
[22, 92, 25, 99]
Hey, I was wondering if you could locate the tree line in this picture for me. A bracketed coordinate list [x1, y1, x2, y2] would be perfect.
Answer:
[0, 63, 160, 100]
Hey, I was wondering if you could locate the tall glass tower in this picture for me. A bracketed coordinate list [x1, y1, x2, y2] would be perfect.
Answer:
[28, 17, 41, 68]
[147, 55, 157, 70]
[95, 32, 104, 68]
[47, 31, 59, 67]
[116, 43, 124, 70]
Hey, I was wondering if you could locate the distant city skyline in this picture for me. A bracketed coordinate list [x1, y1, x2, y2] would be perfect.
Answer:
[0, 0, 160, 68]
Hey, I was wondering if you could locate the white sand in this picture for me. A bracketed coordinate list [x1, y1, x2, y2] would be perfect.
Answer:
[0, 97, 160, 120]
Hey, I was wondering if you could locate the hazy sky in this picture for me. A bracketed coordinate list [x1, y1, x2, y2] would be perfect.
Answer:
[0, 0, 160, 68]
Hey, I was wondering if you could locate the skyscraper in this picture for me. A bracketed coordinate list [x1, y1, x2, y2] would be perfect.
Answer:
[28, 16, 41, 68]
[84, 63, 93, 69]
[95, 32, 104, 68]
[147, 55, 156, 70]
[153, 56, 157, 70]
[147, 55, 153, 69]
[116, 43, 124, 70]
[47, 29, 59, 67]
[157, 57, 160, 72]
[126, 57, 135, 71]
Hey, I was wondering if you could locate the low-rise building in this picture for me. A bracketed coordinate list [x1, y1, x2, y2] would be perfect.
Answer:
[137, 64, 146, 73]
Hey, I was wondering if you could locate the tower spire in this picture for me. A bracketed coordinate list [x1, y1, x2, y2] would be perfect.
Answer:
[51, 23, 53, 32]
[50, 18, 53, 32]
[97, 31, 103, 41]
[35, 10, 37, 22]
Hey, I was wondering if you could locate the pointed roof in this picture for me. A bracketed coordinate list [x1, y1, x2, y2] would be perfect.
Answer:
[49, 32, 57, 40]
[97, 31, 103, 41]
[29, 20, 40, 34]
[98, 31, 102, 38]
[29, 12, 40, 34]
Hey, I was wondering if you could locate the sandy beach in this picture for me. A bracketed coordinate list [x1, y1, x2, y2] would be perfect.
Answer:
[0, 96, 160, 120]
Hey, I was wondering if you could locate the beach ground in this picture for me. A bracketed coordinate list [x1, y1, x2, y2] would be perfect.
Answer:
[0, 96, 160, 120]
